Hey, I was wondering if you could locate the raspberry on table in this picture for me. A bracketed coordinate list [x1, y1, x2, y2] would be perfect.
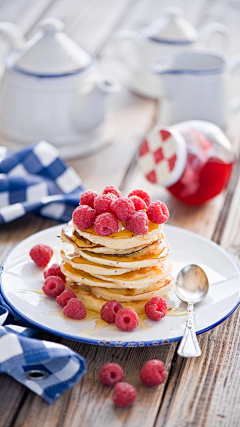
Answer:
[102, 186, 122, 198]
[128, 189, 151, 207]
[110, 197, 135, 222]
[115, 308, 139, 331]
[63, 298, 87, 320]
[29, 244, 53, 268]
[147, 201, 169, 224]
[94, 193, 117, 215]
[145, 297, 168, 321]
[99, 363, 124, 386]
[100, 300, 123, 323]
[73, 205, 96, 230]
[80, 190, 98, 208]
[129, 195, 147, 211]
[42, 276, 65, 298]
[44, 263, 66, 282]
[140, 359, 167, 387]
[126, 211, 148, 235]
[94, 213, 119, 236]
[56, 288, 77, 307]
[112, 382, 137, 407]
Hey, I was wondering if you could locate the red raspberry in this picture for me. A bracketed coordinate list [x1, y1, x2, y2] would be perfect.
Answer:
[100, 300, 123, 323]
[63, 298, 87, 320]
[128, 189, 151, 207]
[42, 276, 65, 297]
[29, 244, 53, 268]
[147, 201, 169, 224]
[94, 193, 117, 215]
[43, 263, 66, 282]
[72, 205, 96, 230]
[126, 211, 148, 235]
[115, 308, 139, 331]
[99, 363, 124, 386]
[102, 186, 122, 198]
[113, 382, 137, 407]
[94, 213, 119, 236]
[145, 297, 168, 321]
[129, 195, 147, 211]
[56, 289, 77, 307]
[140, 360, 167, 387]
[80, 190, 97, 208]
[110, 197, 135, 222]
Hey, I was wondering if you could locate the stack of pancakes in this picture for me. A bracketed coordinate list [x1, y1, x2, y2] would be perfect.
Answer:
[60, 220, 174, 314]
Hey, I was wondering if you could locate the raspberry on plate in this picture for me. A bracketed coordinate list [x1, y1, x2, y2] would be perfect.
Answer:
[126, 211, 148, 235]
[99, 363, 124, 386]
[100, 300, 123, 323]
[80, 190, 97, 208]
[73, 205, 96, 230]
[147, 201, 169, 224]
[113, 382, 137, 407]
[94, 193, 117, 215]
[63, 298, 87, 320]
[140, 359, 167, 387]
[56, 288, 77, 307]
[94, 213, 119, 236]
[102, 186, 122, 198]
[145, 297, 168, 321]
[29, 244, 53, 269]
[115, 308, 139, 331]
[44, 263, 66, 282]
[128, 189, 151, 207]
[42, 276, 65, 298]
[129, 195, 147, 211]
[111, 197, 135, 222]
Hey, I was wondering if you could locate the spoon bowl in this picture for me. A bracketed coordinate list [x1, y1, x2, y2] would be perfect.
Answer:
[175, 264, 209, 304]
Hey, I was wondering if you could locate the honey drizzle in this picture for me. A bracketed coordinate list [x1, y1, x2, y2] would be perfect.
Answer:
[167, 308, 187, 316]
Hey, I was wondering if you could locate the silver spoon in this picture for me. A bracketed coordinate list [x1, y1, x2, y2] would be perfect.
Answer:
[175, 264, 209, 358]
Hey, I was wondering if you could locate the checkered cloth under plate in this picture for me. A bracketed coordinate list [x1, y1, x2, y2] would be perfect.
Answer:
[0, 141, 84, 225]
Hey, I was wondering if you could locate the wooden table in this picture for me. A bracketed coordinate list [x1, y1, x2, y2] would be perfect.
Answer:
[1, 0, 240, 426]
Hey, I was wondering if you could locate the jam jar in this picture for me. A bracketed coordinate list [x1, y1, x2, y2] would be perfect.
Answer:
[139, 120, 235, 205]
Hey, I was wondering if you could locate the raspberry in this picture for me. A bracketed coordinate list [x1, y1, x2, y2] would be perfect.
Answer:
[56, 289, 77, 307]
[115, 308, 139, 331]
[42, 276, 65, 297]
[94, 213, 119, 236]
[43, 263, 66, 282]
[102, 186, 122, 198]
[63, 298, 87, 320]
[129, 195, 147, 211]
[100, 300, 123, 323]
[110, 197, 135, 222]
[113, 382, 137, 407]
[147, 201, 169, 224]
[140, 360, 167, 387]
[94, 193, 117, 215]
[29, 244, 53, 268]
[126, 211, 148, 235]
[128, 189, 151, 207]
[80, 190, 97, 208]
[99, 363, 124, 386]
[145, 297, 168, 321]
[73, 205, 96, 230]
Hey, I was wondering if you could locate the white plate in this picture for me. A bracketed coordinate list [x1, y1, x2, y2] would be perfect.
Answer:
[1, 224, 240, 347]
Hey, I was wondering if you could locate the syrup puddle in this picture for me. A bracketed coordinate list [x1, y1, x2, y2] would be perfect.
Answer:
[17, 289, 47, 297]
[167, 307, 187, 317]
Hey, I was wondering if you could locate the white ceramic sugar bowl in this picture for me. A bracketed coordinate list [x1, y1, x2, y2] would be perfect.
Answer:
[0, 18, 120, 158]
[113, 7, 230, 98]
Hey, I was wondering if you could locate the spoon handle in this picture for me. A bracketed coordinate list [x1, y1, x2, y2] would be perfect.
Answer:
[177, 302, 201, 358]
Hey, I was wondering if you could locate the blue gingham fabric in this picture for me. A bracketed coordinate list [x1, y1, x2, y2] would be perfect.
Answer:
[0, 299, 87, 404]
[0, 141, 84, 224]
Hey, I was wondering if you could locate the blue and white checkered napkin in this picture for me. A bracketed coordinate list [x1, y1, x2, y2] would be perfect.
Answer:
[0, 141, 84, 225]
[0, 297, 87, 404]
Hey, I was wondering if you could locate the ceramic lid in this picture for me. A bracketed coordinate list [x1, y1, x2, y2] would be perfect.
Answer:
[138, 125, 187, 187]
[7, 18, 94, 76]
[143, 7, 199, 43]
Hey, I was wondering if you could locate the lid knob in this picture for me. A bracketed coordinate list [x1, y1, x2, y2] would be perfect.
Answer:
[38, 18, 64, 35]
